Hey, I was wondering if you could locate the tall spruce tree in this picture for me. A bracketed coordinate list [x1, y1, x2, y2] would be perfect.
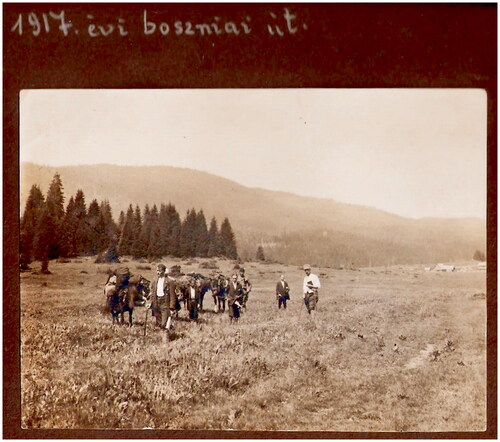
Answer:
[33, 201, 55, 273]
[73, 190, 90, 255]
[99, 200, 118, 250]
[207, 217, 221, 257]
[166, 204, 181, 257]
[118, 205, 135, 255]
[220, 217, 238, 259]
[20, 185, 45, 268]
[118, 210, 125, 231]
[180, 209, 198, 257]
[195, 210, 209, 257]
[132, 205, 150, 259]
[147, 204, 162, 259]
[158, 204, 170, 257]
[44, 173, 65, 258]
[60, 196, 78, 257]
[86, 199, 101, 254]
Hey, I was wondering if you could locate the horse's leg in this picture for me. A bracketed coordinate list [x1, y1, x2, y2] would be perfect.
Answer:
[129, 308, 133, 327]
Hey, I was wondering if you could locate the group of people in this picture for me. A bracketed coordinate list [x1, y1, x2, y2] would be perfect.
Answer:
[148, 263, 322, 332]
[149, 265, 254, 330]
[275, 264, 321, 316]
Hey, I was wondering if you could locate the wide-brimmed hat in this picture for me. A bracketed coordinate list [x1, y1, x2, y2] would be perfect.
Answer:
[303, 264, 311, 270]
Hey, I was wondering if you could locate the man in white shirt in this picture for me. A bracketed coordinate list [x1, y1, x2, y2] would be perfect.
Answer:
[150, 264, 176, 329]
[303, 264, 321, 316]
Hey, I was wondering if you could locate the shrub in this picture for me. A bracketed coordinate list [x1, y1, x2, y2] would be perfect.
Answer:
[200, 260, 218, 270]
[137, 265, 152, 271]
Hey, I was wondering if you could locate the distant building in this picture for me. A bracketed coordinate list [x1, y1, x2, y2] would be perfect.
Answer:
[433, 263, 456, 272]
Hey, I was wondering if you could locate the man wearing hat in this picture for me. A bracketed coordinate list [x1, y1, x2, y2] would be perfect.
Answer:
[303, 264, 321, 315]
[238, 267, 252, 309]
[150, 264, 177, 330]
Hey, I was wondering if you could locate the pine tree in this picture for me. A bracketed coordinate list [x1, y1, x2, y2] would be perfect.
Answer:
[167, 204, 181, 257]
[132, 205, 150, 259]
[118, 205, 135, 255]
[118, 210, 125, 231]
[220, 217, 238, 259]
[195, 210, 209, 257]
[20, 185, 45, 268]
[86, 199, 101, 254]
[44, 173, 65, 258]
[256, 245, 266, 261]
[147, 204, 162, 259]
[207, 217, 220, 257]
[33, 201, 56, 273]
[180, 209, 198, 257]
[73, 190, 90, 255]
[158, 204, 169, 257]
[60, 196, 78, 257]
[99, 200, 118, 250]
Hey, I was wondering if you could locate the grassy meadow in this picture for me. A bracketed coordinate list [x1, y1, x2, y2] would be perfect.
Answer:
[20, 257, 486, 431]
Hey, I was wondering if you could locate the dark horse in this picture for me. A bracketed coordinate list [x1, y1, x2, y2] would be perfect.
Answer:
[105, 275, 151, 326]
[176, 273, 213, 312]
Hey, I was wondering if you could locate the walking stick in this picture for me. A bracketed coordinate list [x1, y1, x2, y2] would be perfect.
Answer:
[143, 303, 150, 337]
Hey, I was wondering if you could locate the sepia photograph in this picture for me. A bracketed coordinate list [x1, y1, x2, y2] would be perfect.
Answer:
[18, 88, 487, 431]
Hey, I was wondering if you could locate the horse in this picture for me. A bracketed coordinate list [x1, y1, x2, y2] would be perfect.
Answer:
[106, 275, 151, 326]
[211, 274, 227, 313]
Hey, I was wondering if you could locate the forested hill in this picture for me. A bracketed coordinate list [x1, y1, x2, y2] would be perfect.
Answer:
[21, 162, 485, 267]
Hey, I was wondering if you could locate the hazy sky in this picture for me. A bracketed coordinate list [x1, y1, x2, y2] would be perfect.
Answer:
[20, 89, 486, 219]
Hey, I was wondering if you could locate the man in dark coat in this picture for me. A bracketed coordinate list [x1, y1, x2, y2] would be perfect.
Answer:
[186, 278, 201, 320]
[150, 264, 177, 329]
[238, 267, 252, 309]
[227, 274, 243, 323]
[275, 274, 290, 309]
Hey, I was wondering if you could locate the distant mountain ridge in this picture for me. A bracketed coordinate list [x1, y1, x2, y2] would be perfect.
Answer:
[20, 162, 485, 267]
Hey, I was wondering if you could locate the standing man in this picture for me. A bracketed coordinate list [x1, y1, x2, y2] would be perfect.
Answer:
[238, 267, 252, 309]
[150, 264, 176, 330]
[303, 264, 321, 316]
[227, 273, 243, 323]
[186, 278, 201, 321]
[276, 274, 290, 309]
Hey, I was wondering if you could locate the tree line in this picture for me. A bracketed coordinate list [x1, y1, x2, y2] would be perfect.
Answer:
[20, 173, 238, 272]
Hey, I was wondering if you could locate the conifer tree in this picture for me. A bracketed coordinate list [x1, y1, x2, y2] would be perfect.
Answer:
[147, 204, 162, 259]
[158, 204, 169, 257]
[220, 217, 238, 259]
[166, 203, 181, 257]
[133, 205, 150, 259]
[33, 201, 56, 273]
[73, 190, 90, 254]
[195, 210, 209, 257]
[118, 205, 135, 255]
[99, 200, 118, 250]
[180, 209, 198, 257]
[44, 173, 65, 258]
[20, 185, 45, 268]
[256, 245, 266, 261]
[207, 217, 221, 257]
[118, 210, 125, 231]
[86, 199, 101, 254]
[60, 196, 78, 257]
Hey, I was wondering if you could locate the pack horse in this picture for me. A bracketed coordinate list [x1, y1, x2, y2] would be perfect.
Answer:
[105, 267, 151, 326]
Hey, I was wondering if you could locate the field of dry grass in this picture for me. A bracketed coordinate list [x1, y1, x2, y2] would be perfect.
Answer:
[20, 257, 486, 431]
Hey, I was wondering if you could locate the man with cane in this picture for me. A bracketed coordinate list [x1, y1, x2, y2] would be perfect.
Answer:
[303, 264, 321, 317]
[148, 264, 177, 334]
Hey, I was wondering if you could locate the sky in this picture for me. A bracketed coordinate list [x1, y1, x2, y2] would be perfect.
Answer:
[20, 89, 487, 219]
